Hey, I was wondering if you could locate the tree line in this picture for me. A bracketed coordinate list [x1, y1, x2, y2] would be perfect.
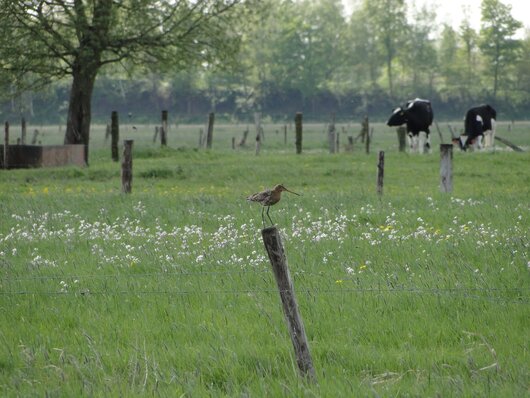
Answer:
[1, 0, 528, 134]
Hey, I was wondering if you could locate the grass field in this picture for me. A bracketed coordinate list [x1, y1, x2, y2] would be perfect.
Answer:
[1, 121, 529, 396]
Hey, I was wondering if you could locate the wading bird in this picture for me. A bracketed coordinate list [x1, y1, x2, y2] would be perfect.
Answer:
[247, 184, 300, 225]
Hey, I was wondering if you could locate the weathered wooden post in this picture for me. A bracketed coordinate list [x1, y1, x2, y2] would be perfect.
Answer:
[206, 112, 215, 149]
[255, 112, 262, 155]
[261, 226, 316, 382]
[377, 151, 384, 196]
[284, 124, 287, 146]
[328, 113, 336, 154]
[21, 117, 26, 145]
[365, 127, 371, 154]
[161, 110, 168, 146]
[31, 129, 39, 145]
[111, 111, 119, 162]
[3, 121, 9, 169]
[238, 128, 249, 147]
[440, 144, 453, 193]
[121, 140, 134, 194]
[105, 124, 111, 142]
[397, 126, 407, 152]
[295, 112, 303, 154]
[361, 115, 369, 143]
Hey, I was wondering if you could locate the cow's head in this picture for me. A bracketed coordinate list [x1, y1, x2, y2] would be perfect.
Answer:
[387, 107, 406, 126]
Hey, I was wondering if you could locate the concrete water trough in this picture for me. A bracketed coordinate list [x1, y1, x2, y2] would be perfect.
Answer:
[0, 144, 85, 169]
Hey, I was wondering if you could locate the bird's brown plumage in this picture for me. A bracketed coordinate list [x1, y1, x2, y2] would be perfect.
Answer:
[247, 184, 300, 225]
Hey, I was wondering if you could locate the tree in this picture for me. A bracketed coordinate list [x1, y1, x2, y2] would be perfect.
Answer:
[0, 0, 248, 163]
[363, 0, 408, 98]
[399, 4, 437, 97]
[459, 16, 480, 100]
[479, 0, 522, 98]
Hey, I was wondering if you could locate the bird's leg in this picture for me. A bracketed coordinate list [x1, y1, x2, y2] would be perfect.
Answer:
[261, 206, 266, 226]
[266, 206, 274, 225]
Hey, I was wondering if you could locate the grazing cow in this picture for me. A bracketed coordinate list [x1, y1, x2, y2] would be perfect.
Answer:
[387, 98, 433, 153]
[453, 104, 497, 151]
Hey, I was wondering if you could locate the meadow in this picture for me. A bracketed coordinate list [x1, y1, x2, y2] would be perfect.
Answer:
[1, 120, 529, 396]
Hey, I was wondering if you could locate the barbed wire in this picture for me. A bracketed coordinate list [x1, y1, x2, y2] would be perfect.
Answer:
[0, 268, 271, 282]
[1, 286, 528, 305]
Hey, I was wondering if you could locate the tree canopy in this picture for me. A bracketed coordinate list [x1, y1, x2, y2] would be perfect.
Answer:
[1, 0, 528, 134]
[0, 0, 250, 162]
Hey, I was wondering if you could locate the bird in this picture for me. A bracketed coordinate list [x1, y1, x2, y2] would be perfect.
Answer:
[247, 184, 300, 225]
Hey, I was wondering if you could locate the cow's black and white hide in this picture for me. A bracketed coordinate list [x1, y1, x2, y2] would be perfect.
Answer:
[387, 98, 434, 153]
[453, 104, 497, 151]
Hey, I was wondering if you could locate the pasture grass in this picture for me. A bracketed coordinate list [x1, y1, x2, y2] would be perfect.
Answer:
[1, 122, 529, 396]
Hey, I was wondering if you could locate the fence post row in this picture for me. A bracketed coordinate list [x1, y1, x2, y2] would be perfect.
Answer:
[261, 226, 316, 382]
[440, 144, 453, 193]
[121, 140, 133, 194]
[111, 111, 119, 162]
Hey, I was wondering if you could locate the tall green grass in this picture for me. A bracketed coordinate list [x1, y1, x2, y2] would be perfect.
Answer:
[1, 122, 529, 396]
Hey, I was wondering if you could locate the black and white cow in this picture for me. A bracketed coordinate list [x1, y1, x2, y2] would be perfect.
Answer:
[453, 104, 497, 151]
[387, 98, 434, 153]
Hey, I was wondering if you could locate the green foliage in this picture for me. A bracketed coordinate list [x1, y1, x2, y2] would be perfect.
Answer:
[1, 0, 529, 124]
[479, 0, 524, 97]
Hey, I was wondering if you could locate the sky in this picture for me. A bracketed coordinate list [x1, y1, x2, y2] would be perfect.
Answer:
[343, 0, 530, 36]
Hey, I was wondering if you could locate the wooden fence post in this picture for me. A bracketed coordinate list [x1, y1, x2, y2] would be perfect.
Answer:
[295, 112, 303, 154]
[206, 112, 215, 149]
[328, 113, 336, 154]
[284, 124, 287, 146]
[238, 128, 249, 147]
[121, 140, 134, 194]
[111, 111, 119, 162]
[3, 121, 9, 169]
[365, 127, 371, 154]
[31, 129, 39, 145]
[255, 112, 262, 155]
[440, 144, 453, 193]
[377, 151, 384, 196]
[161, 110, 168, 146]
[21, 117, 26, 145]
[361, 115, 369, 143]
[261, 226, 316, 382]
[397, 127, 407, 152]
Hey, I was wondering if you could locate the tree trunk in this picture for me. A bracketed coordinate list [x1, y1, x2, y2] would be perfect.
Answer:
[64, 63, 98, 165]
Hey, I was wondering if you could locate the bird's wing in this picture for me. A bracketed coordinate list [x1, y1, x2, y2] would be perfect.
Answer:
[247, 190, 271, 203]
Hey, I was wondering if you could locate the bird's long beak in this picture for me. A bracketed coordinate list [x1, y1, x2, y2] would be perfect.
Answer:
[284, 188, 300, 196]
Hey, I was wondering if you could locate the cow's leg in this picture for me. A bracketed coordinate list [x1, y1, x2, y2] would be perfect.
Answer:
[410, 134, 418, 152]
[484, 130, 491, 148]
[490, 119, 496, 147]
[424, 131, 431, 153]
[476, 135, 483, 150]
[407, 133, 413, 151]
